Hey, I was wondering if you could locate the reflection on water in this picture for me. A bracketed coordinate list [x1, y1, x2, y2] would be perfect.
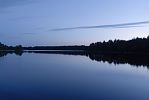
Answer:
[1, 50, 149, 67]
[0, 51, 23, 57]
[1, 51, 149, 100]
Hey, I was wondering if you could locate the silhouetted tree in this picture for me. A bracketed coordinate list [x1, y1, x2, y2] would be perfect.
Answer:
[14, 45, 23, 52]
[0, 42, 8, 50]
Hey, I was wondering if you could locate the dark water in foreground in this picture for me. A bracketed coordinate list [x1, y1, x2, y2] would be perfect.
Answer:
[0, 52, 149, 100]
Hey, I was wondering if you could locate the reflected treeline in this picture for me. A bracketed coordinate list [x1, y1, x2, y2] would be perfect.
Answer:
[1, 50, 149, 68]
[88, 52, 149, 67]
[26, 50, 88, 56]
[0, 51, 23, 57]
[32, 51, 149, 67]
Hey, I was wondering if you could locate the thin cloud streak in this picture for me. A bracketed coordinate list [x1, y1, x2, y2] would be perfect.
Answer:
[51, 21, 149, 31]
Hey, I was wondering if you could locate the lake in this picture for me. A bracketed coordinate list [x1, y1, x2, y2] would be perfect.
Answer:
[0, 52, 149, 100]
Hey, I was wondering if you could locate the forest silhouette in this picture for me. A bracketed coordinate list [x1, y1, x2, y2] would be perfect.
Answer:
[1, 36, 149, 67]
[1, 36, 149, 53]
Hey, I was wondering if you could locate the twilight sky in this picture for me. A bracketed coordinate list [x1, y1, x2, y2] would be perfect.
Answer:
[0, 0, 149, 46]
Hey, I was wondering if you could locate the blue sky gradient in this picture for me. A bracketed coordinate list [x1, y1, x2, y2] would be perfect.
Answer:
[0, 0, 149, 46]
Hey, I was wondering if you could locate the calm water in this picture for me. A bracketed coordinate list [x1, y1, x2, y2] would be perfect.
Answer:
[0, 53, 149, 100]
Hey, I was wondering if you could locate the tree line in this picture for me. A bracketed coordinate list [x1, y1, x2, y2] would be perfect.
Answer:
[0, 42, 23, 51]
[89, 36, 149, 53]
[1, 36, 149, 53]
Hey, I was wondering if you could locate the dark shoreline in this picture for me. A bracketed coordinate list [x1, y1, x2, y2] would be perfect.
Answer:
[1, 36, 149, 67]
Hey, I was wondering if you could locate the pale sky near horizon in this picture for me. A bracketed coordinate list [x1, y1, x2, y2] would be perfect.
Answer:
[0, 0, 149, 46]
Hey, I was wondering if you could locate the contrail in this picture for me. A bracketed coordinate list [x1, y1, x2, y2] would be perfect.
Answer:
[51, 21, 149, 31]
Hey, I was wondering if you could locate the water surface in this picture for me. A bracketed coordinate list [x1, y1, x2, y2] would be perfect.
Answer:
[0, 52, 149, 100]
